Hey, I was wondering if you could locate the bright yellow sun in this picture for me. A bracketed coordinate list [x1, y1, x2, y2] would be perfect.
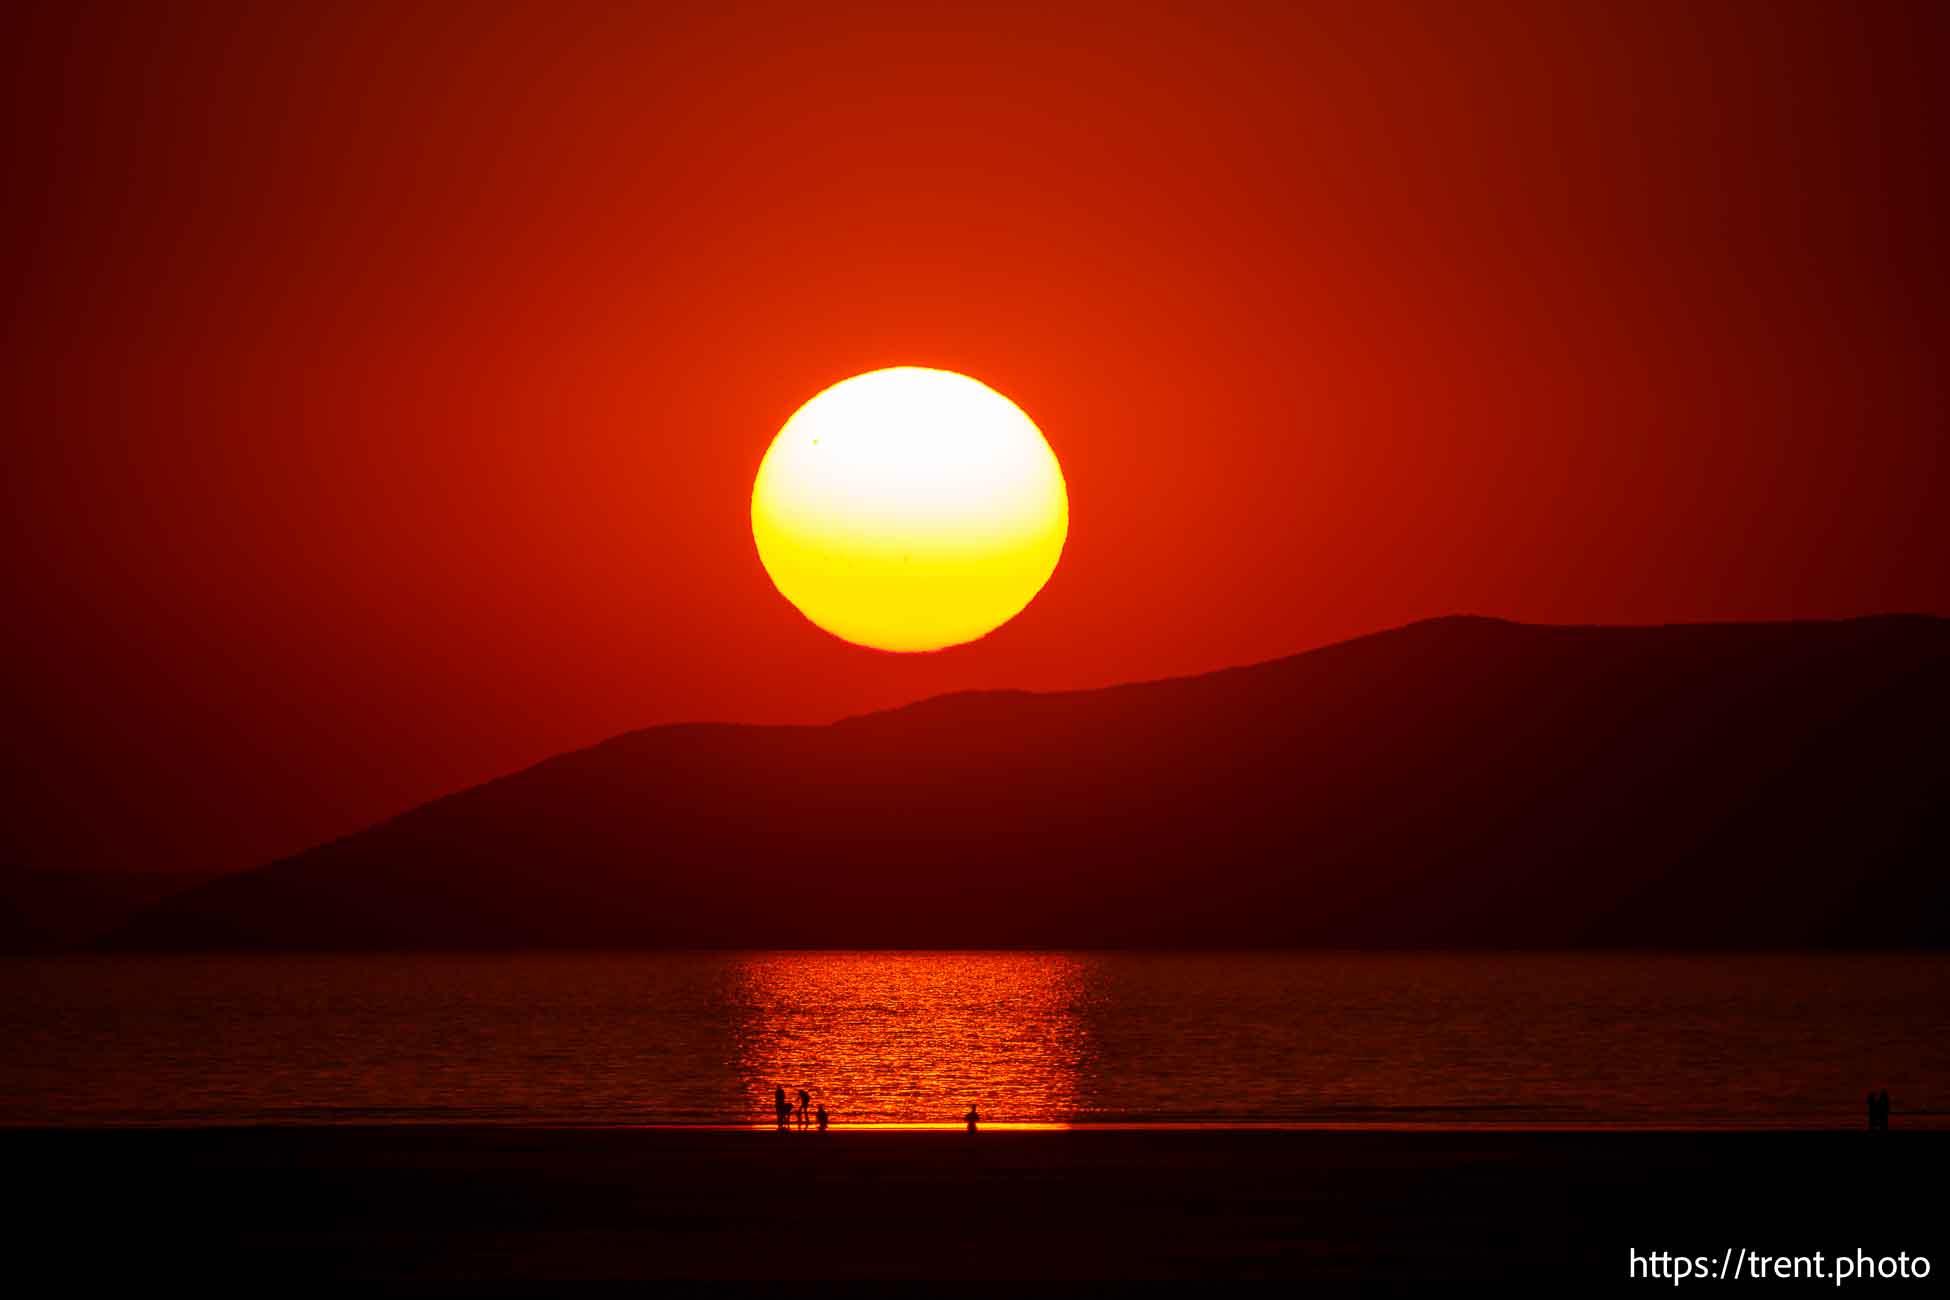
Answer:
[751, 367, 1068, 653]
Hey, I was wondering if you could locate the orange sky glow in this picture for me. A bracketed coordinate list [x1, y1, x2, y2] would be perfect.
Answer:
[2, 1, 1945, 874]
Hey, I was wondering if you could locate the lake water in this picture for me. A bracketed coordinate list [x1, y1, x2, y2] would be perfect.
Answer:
[3, 952, 1946, 1128]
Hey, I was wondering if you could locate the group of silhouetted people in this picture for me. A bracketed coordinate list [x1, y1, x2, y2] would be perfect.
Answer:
[1867, 1088, 1893, 1131]
[776, 1085, 829, 1130]
[771, 1083, 980, 1132]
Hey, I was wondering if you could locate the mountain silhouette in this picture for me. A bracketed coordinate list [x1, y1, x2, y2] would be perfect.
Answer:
[110, 616, 1949, 950]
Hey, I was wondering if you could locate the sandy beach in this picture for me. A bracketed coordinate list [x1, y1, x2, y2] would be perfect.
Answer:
[9, 1126, 1939, 1281]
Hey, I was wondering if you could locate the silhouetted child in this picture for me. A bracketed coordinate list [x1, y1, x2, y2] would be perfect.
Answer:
[798, 1089, 812, 1127]
[1878, 1089, 1892, 1131]
[775, 1085, 790, 1129]
[965, 1104, 979, 1132]
[816, 1104, 829, 1131]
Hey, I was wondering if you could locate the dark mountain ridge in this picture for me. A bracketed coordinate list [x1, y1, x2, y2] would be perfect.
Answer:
[112, 615, 1950, 950]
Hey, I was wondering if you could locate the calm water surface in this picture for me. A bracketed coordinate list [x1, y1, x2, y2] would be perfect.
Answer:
[3, 952, 1945, 1128]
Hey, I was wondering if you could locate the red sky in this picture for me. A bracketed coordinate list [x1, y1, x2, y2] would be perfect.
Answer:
[3, 1, 1945, 875]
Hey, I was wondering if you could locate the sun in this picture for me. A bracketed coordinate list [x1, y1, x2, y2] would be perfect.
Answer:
[751, 368, 1068, 653]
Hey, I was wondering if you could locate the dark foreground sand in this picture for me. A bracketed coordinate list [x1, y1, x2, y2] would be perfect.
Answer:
[8, 1127, 1941, 1282]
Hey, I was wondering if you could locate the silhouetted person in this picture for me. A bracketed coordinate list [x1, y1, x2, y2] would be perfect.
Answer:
[798, 1088, 811, 1127]
[1877, 1089, 1892, 1131]
[775, 1085, 790, 1129]
[816, 1104, 829, 1131]
[965, 1104, 979, 1132]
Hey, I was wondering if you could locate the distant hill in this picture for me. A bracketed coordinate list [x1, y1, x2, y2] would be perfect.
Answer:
[1, 868, 220, 953]
[113, 616, 1949, 950]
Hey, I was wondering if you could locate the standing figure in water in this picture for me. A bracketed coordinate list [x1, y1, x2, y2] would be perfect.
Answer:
[798, 1088, 812, 1127]
[774, 1085, 790, 1129]
[965, 1104, 980, 1132]
[816, 1104, 829, 1131]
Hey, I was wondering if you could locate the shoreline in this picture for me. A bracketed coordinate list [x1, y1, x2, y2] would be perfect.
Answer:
[10, 1125, 1940, 1280]
[7, 1119, 1944, 1132]
[8, 1115, 1947, 1131]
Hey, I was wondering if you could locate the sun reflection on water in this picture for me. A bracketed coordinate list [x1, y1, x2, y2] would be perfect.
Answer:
[729, 951, 1089, 1126]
